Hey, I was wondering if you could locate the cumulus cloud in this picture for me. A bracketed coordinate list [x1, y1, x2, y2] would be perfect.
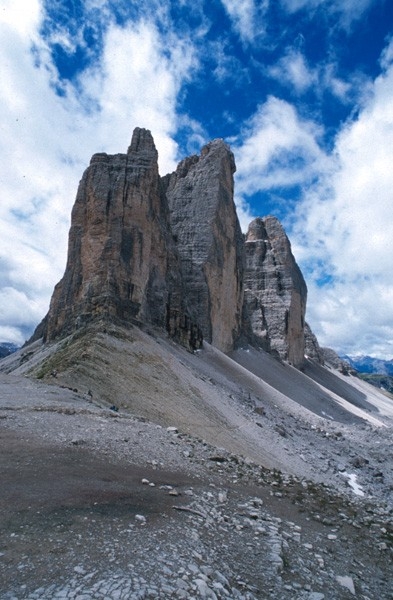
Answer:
[292, 38, 393, 357]
[0, 2, 197, 344]
[1, 0, 42, 36]
[231, 39, 393, 357]
[233, 96, 327, 197]
[77, 20, 197, 173]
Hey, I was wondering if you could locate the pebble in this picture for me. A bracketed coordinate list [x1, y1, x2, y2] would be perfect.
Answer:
[135, 514, 146, 524]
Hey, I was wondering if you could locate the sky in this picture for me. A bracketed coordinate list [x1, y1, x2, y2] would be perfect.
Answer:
[1, 0, 392, 358]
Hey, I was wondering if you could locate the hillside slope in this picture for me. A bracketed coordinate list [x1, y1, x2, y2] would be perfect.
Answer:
[2, 322, 392, 497]
[1, 323, 392, 598]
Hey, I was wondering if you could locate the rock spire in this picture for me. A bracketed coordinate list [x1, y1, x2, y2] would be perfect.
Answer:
[163, 139, 243, 352]
[243, 217, 307, 366]
[39, 128, 202, 350]
[31, 127, 315, 367]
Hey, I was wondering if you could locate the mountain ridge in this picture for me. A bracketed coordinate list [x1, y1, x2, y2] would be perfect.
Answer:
[341, 354, 393, 375]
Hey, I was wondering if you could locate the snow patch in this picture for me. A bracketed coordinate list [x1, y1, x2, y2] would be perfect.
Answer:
[342, 472, 365, 497]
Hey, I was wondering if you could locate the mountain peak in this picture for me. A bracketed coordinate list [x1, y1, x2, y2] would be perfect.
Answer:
[127, 127, 157, 156]
[30, 129, 314, 368]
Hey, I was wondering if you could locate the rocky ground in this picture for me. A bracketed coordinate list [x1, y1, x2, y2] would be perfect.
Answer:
[1, 372, 392, 600]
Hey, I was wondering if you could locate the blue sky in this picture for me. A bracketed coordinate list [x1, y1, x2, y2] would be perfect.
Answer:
[1, 0, 393, 357]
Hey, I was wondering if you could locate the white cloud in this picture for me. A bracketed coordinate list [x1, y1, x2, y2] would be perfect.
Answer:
[279, 0, 375, 29]
[322, 63, 352, 102]
[0, 287, 44, 328]
[0, 0, 42, 37]
[234, 197, 255, 233]
[78, 20, 197, 173]
[292, 38, 393, 358]
[233, 96, 327, 197]
[220, 0, 267, 42]
[209, 39, 249, 84]
[268, 49, 316, 94]
[381, 36, 393, 69]
[0, 3, 198, 344]
[268, 49, 372, 107]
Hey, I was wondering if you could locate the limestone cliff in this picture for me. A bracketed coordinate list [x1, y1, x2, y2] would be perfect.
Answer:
[304, 322, 324, 364]
[37, 128, 202, 350]
[243, 217, 307, 368]
[163, 139, 244, 353]
[31, 127, 318, 366]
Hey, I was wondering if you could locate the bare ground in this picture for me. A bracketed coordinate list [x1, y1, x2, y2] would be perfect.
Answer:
[0, 324, 392, 598]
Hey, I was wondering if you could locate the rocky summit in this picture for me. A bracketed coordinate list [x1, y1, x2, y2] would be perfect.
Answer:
[244, 216, 307, 367]
[163, 138, 243, 353]
[31, 127, 310, 367]
[36, 128, 203, 352]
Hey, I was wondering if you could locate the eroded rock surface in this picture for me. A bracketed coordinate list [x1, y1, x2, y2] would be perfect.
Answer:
[243, 217, 307, 368]
[164, 139, 244, 352]
[33, 128, 202, 350]
[305, 322, 324, 364]
[31, 128, 317, 365]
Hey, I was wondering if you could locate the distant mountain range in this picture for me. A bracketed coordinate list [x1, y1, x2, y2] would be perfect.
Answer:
[340, 355, 393, 395]
[0, 343, 19, 359]
[341, 355, 393, 375]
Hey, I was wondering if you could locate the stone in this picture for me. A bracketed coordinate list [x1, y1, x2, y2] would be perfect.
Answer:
[166, 426, 179, 433]
[218, 491, 228, 503]
[194, 578, 218, 599]
[135, 514, 146, 524]
[243, 216, 307, 368]
[336, 575, 356, 595]
[349, 456, 369, 468]
[73, 566, 86, 575]
[275, 425, 288, 437]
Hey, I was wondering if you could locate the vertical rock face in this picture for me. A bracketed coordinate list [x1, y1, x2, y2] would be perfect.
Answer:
[243, 217, 307, 368]
[304, 322, 324, 364]
[40, 128, 202, 349]
[164, 139, 244, 353]
[32, 127, 319, 366]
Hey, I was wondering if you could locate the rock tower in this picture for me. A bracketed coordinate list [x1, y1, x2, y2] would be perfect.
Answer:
[32, 128, 313, 367]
